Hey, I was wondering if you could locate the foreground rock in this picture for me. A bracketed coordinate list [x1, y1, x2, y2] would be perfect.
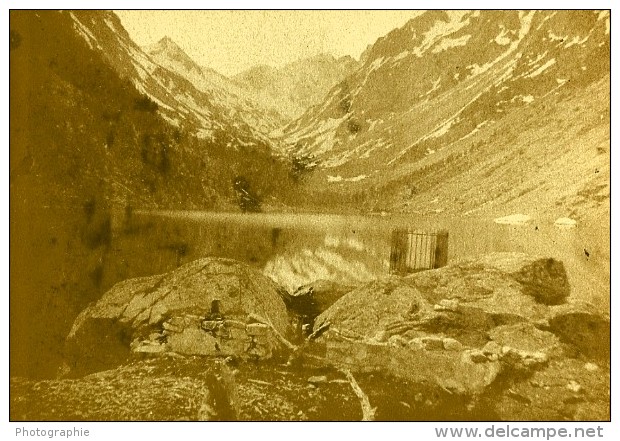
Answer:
[315, 252, 571, 344]
[312, 252, 609, 416]
[66, 258, 291, 373]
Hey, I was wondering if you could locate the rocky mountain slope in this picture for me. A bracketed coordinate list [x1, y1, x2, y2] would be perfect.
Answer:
[234, 54, 359, 120]
[146, 36, 286, 136]
[281, 11, 610, 224]
[67, 11, 283, 145]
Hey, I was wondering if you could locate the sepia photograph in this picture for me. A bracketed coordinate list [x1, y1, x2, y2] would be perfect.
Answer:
[8, 4, 611, 425]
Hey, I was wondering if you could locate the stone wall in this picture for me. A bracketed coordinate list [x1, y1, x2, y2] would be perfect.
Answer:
[131, 314, 276, 360]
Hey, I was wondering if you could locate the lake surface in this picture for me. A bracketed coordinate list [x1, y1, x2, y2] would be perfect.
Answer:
[104, 211, 610, 309]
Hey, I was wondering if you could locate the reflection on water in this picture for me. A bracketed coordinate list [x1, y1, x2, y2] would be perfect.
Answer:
[263, 230, 387, 292]
[104, 211, 609, 309]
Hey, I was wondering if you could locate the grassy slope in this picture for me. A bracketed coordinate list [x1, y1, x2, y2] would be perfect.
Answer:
[391, 76, 610, 226]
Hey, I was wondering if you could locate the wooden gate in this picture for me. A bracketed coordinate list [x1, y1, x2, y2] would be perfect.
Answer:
[389, 229, 448, 275]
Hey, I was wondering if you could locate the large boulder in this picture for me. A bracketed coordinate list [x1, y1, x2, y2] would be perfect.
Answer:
[546, 301, 610, 360]
[313, 253, 605, 398]
[315, 253, 568, 345]
[471, 253, 570, 305]
[66, 258, 290, 373]
[406, 252, 570, 313]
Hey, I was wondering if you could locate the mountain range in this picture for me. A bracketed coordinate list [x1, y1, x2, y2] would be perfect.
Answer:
[279, 10, 609, 225]
[233, 54, 359, 119]
[21, 9, 608, 225]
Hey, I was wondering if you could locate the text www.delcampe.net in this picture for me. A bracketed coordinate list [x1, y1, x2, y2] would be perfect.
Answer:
[435, 425, 605, 439]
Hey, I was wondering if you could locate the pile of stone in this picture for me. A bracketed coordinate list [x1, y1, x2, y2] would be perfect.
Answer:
[130, 315, 275, 360]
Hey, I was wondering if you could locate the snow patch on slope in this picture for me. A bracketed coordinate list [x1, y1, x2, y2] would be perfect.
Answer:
[431, 35, 472, 53]
[103, 17, 118, 32]
[494, 27, 513, 46]
[526, 58, 556, 78]
[392, 51, 410, 62]
[327, 174, 368, 183]
[69, 13, 101, 50]
[413, 12, 469, 57]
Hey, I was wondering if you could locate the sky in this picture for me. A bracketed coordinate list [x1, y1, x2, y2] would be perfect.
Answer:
[115, 10, 422, 76]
